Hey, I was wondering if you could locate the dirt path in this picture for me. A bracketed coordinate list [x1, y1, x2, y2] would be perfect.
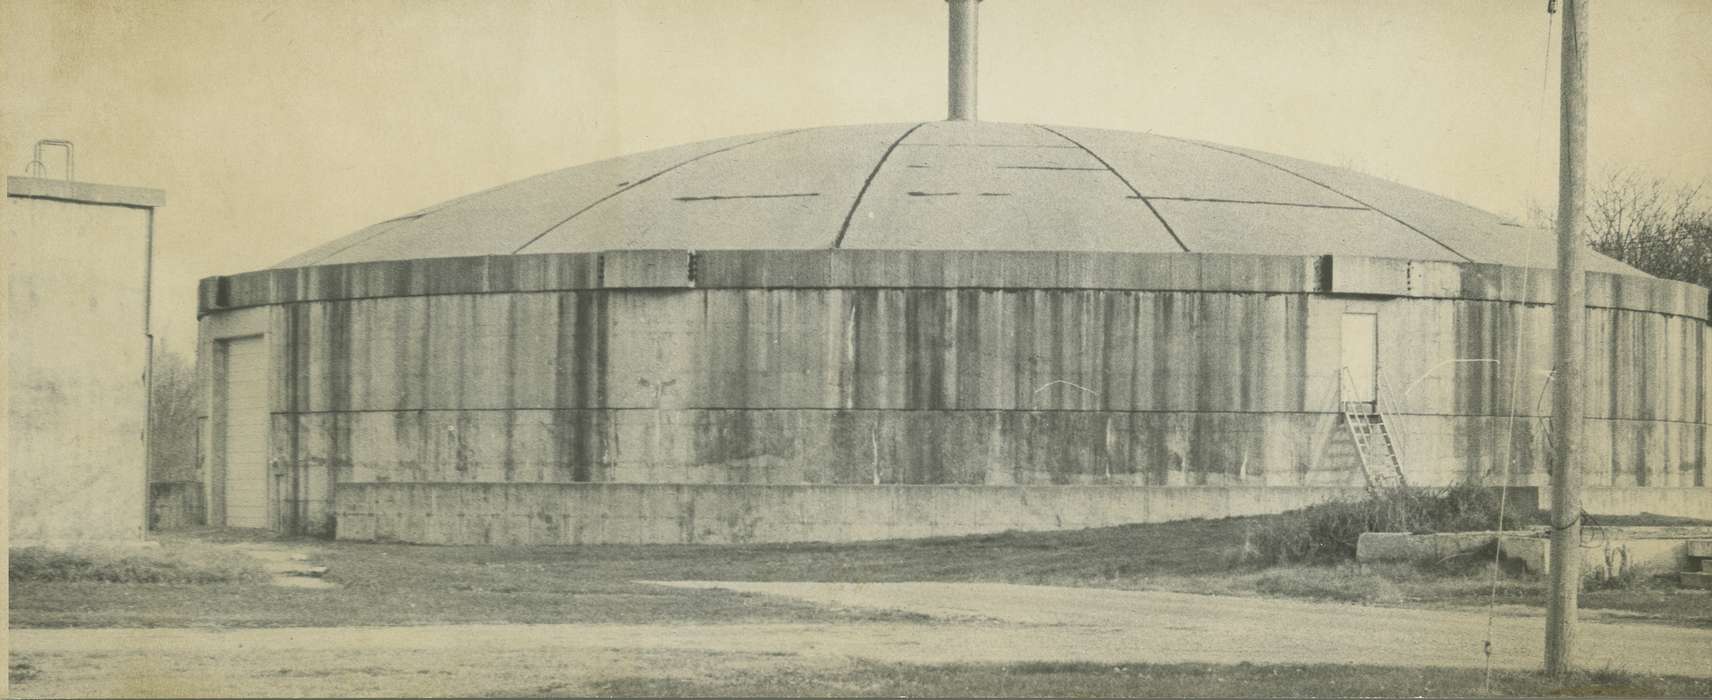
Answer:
[655, 582, 1712, 677]
[11, 582, 1710, 697]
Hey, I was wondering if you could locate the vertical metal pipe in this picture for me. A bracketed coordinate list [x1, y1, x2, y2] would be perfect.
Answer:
[32, 139, 75, 181]
[1545, 0, 1587, 677]
[142, 207, 156, 539]
[947, 0, 979, 121]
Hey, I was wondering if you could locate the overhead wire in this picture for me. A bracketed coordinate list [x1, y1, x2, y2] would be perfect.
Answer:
[1486, 8, 1561, 691]
[1529, 2, 1560, 217]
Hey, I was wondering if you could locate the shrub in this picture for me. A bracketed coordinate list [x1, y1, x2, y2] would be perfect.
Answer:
[1245, 484, 1540, 566]
[9, 545, 268, 584]
[1582, 559, 1667, 591]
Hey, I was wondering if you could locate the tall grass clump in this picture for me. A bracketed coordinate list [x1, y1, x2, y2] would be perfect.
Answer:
[1246, 483, 1541, 565]
[9, 545, 268, 584]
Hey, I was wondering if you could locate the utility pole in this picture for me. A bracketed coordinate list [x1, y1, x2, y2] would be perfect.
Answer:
[1545, 0, 1587, 677]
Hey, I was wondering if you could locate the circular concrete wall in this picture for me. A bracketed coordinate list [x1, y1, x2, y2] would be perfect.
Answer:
[195, 250, 1710, 535]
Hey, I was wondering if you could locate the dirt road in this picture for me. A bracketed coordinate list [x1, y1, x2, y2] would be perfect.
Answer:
[656, 582, 1712, 676]
[11, 582, 1710, 697]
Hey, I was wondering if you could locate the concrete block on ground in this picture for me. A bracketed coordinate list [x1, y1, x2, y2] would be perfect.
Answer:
[1357, 531, 1497, 564]
[1497, 535, 1548, 573]
[1499, 532, 1703, 576]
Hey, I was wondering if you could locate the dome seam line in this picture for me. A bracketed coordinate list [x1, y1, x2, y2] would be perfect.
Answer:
[283, 213, 428, 268]
[1033, 125, 1191, 253]
[1134, 195, 1369, 212]
[834, 122, 927, 249]
[509, 129, 807, 256]
[1163, 136, 1477, 263]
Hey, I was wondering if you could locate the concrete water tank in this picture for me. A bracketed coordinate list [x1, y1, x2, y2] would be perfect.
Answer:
[194, 121, 1711, 542]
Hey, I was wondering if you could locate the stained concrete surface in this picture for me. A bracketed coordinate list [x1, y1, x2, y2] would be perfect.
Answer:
[11, 583, 1709, 697]
[6, 178, 159, 543]
[269, 122, 1641, 274]
[335, 483, 1368, 545]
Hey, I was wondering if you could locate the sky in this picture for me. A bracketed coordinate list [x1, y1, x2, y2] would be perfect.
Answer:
[4, 0, 1710, 352]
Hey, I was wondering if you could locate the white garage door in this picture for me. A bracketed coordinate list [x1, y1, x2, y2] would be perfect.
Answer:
[219, 336, 269, 528]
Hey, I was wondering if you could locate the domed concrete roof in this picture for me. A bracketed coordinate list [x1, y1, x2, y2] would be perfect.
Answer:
[277, 121, 1641, 275]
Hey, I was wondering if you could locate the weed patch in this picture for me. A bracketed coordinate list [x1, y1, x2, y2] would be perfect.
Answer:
[9, 545, 268, 585]
[1246, 483, 1541, 565]
[9, 657, 40, 684]
[1584, 564, 1673, 592]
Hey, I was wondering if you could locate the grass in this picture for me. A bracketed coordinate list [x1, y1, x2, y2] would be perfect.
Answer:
[8, 544, 268, 584]
[1252, 564, 1407, 603]
[9, 657, 40, 685]
[11, 513, 1710, 628]
[574, 660, 1712, 698]
[1247, 483, 1544, 565]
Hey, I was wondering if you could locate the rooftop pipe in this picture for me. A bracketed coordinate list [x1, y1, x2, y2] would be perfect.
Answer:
[947, 0, 980, 121]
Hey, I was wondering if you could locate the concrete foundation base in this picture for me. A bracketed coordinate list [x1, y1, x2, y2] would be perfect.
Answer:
[335, 483, 1370, 546]
[1498, 528, 1712, 577]
[1359, 527, 1712, 578]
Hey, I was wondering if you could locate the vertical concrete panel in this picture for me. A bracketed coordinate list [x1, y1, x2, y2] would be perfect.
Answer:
[390, 296, 427, 411]
[422, 295, 459, 409]
[814, 290, 847, 409]
[225, 252, 1708, 539]
[1303, 297, 1343, 412]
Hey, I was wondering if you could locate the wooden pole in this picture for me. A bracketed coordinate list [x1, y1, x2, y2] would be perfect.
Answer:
[1545, 0, 1588, 677]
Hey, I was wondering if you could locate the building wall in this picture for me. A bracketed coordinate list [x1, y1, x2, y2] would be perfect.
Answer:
[336, 483, 1372, 546]
[197, 251, 1711, 536]
[5, 177, 162, 542]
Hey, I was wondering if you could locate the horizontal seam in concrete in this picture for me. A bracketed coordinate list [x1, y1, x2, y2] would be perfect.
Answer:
[835, 122, 926, 249]
[1033, 125, 1191, 253]
[203, 288, 1322, 315]
[342, 484, 1373, 489]
[1134, 195, 1370, 211]
[273, 407, 1352, 416]
[201, 290, 1706, 322]
[1160, 136, 1475, 263]
[996, 165, 1108, 172]
[262, 408, 1709, 425]
[1384, 413, 1708, 426]
[511, 129, 805, 255]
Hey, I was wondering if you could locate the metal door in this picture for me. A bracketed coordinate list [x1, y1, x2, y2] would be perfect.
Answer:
[1341, 313, 1378, 403]
[218, 336, 269, 528]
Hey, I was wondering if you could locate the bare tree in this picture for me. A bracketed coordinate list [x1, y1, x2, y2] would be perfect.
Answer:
[149, 345, 199, 483]
[1531, 171, 1712, 288]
